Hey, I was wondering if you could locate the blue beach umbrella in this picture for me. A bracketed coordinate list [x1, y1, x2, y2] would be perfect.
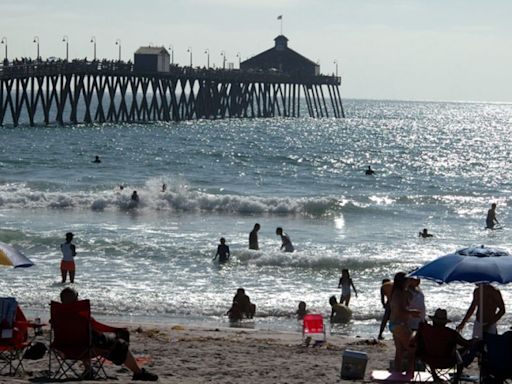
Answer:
[409, 245, 512, 337]
[0, 241, 34, 268]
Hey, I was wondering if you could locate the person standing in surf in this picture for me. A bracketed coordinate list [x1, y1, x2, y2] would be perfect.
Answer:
[276, 227, 294, 252]
[60, 232, 77, 283]
[249, 223, 260, 250]
[213, 237, 230, 263]
[486, 203, 499, 229]
[338, 268, 358, 306]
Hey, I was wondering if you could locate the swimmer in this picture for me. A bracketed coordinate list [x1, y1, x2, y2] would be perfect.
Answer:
[418, 228, 433, 238]
[365, 166, 375, 175]
[213, 237, 230, 263]
[249, 223, 260, 250]
[161, 183, 167, 192]
[131, 191, 139, 202]
[296, 301, 308, 320]
[93, 155, 101, 163]
[486, 203, 499, 229]
[276, 227, 294, 252]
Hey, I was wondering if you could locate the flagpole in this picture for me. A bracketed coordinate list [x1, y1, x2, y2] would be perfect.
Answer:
[280, 17, 283, 35]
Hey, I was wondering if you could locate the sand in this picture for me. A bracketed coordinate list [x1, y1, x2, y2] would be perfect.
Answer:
[2, 322, 479, 383]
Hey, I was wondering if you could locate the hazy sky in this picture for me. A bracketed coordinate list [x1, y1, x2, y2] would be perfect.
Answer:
[1, 0, 511, 102]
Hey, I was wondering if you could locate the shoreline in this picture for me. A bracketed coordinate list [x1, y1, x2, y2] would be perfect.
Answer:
[5, 321, 480, 383]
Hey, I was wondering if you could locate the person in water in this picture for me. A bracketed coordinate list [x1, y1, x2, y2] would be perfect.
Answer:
[131, 191, 139, 203]
[329, 296, 352, 323]
[378, 278, 393, 340]
[60, 232, 77, 283]
[276, 227, 294, 252]
[296, 301, 309, 320]
[232, 288, 256, 319]
[213, 237, 230, 263]
[93, 155, 101, 163]
[249, 223, 260, 250]
[161, 183, 167, 192]
[338, 268, 358, 306]
[486, 203, 499, 229]
[365, 166, 375, 175]
[418, 228, 433, 238]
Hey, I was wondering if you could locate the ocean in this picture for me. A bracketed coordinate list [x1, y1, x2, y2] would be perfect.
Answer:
[1, 99, 512, 338]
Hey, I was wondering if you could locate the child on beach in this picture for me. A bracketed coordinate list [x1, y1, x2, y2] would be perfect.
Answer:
[338, 268, 357, 306]
[296, 301, 308, 320]
[213, 237, 230, 263]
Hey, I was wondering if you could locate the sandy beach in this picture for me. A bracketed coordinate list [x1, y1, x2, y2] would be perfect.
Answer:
[2, 321, 480, 383]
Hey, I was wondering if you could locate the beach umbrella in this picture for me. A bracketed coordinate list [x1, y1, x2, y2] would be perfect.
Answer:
[0, 241, 34, 268]
[409, 245, 512, 337]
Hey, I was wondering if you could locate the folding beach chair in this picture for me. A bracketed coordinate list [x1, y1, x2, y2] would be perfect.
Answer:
[415, 322, 465, 383]
[0, 297, 29, 376]
[302, 314, 326, 341]
[49, 299, 107, 380]
[481, 331, 512, 384]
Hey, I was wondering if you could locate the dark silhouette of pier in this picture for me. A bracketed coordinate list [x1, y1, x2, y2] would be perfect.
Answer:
[0, 53, 344, 127]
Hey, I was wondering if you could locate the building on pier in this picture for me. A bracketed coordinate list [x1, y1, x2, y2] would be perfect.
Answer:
[134, 46, 170, 73]
[240, 35, 319, 77]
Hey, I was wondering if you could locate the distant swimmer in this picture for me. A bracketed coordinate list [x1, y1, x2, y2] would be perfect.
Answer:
[131, 190, 139, 203]
[418, 228, 434, 238]
[213, 237, 230, 263]
[60, 232, 76, 284]
[276, 227, 294, 252]
[161, 183, 167, 192]
[93, 155, 101, 163]
[249, 223, 260, 250]
[119, 185, 124, 191]
[365, 166, 375, 175]
[486, 203, 499, 229]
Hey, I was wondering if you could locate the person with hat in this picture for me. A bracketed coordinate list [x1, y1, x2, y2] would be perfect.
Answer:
[60, 232, 77, 283]
[415, 308, 477, 382]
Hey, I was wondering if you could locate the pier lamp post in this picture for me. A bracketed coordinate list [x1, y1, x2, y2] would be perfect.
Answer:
[187, 47, 192, 67]
[204, 49, 209, 68]
[333, 60, 338, 77]
[115, 39, 122, 61]
[0, 37, 7, 61]
[220, 50, 226, 69]
[90, 36, 96, 61]
[168, 45, 174, 65]
[33, 36, 40, 60]
[62, 35, 69, 61]
[236, 52, 241, 68]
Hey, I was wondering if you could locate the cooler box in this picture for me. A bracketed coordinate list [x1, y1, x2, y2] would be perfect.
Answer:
[341, 349, 368, 380]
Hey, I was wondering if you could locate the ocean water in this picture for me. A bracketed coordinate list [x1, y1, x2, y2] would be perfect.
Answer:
[1, 99, 512, 338]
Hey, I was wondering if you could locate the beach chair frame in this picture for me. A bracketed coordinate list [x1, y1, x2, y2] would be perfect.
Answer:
[0, 298, 29, 376]
[48, 300, 107, 380]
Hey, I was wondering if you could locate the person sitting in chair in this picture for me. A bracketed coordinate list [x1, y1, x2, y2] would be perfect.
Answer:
[415, 308, 477, 383]
[59, 288, 158, 381]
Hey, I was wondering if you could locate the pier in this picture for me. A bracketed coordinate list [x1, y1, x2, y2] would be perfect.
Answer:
[0, 38, 344, 126]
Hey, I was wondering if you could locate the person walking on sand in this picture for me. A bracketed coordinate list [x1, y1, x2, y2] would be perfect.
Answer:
[378, 278, 393, 340]
[60, 232, 76, 283]
[338, 268, 357, 306]
[486, 203, 499, 229]
[213, 237, 230, 263]
[456, 283, 505, 338]
[276, 227, 294, 252]
[249, 223, 260, 250]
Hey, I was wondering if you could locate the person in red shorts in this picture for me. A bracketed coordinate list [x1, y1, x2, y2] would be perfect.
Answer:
[60, 232, 76, 283]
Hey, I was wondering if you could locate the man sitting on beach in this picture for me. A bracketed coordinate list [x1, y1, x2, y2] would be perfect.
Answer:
[59, 288, 158, 381]
[232, 288, 256, 319]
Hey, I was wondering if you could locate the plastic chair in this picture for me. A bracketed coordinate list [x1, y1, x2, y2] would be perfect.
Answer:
[415, 322, 465, 383]
[302, 314, 326, 341]
[481, 331, 512, 384]
[0, 297, 29, 376]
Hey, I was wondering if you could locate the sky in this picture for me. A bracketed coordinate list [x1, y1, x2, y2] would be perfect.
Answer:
[1, 0, 511, 102]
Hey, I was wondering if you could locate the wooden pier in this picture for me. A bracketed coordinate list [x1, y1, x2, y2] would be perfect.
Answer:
[0, 60, 344, 126]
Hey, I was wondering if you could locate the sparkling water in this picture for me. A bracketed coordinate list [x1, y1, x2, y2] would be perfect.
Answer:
[1, 99, 512, 338]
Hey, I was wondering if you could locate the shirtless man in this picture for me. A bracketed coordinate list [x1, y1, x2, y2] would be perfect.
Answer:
[486, 203, 499, 229]
[378, 278, 393, 340]
[456, 283, 505, 338]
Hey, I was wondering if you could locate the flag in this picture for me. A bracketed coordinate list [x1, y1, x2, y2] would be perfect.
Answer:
[277, 15, 282, 20]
